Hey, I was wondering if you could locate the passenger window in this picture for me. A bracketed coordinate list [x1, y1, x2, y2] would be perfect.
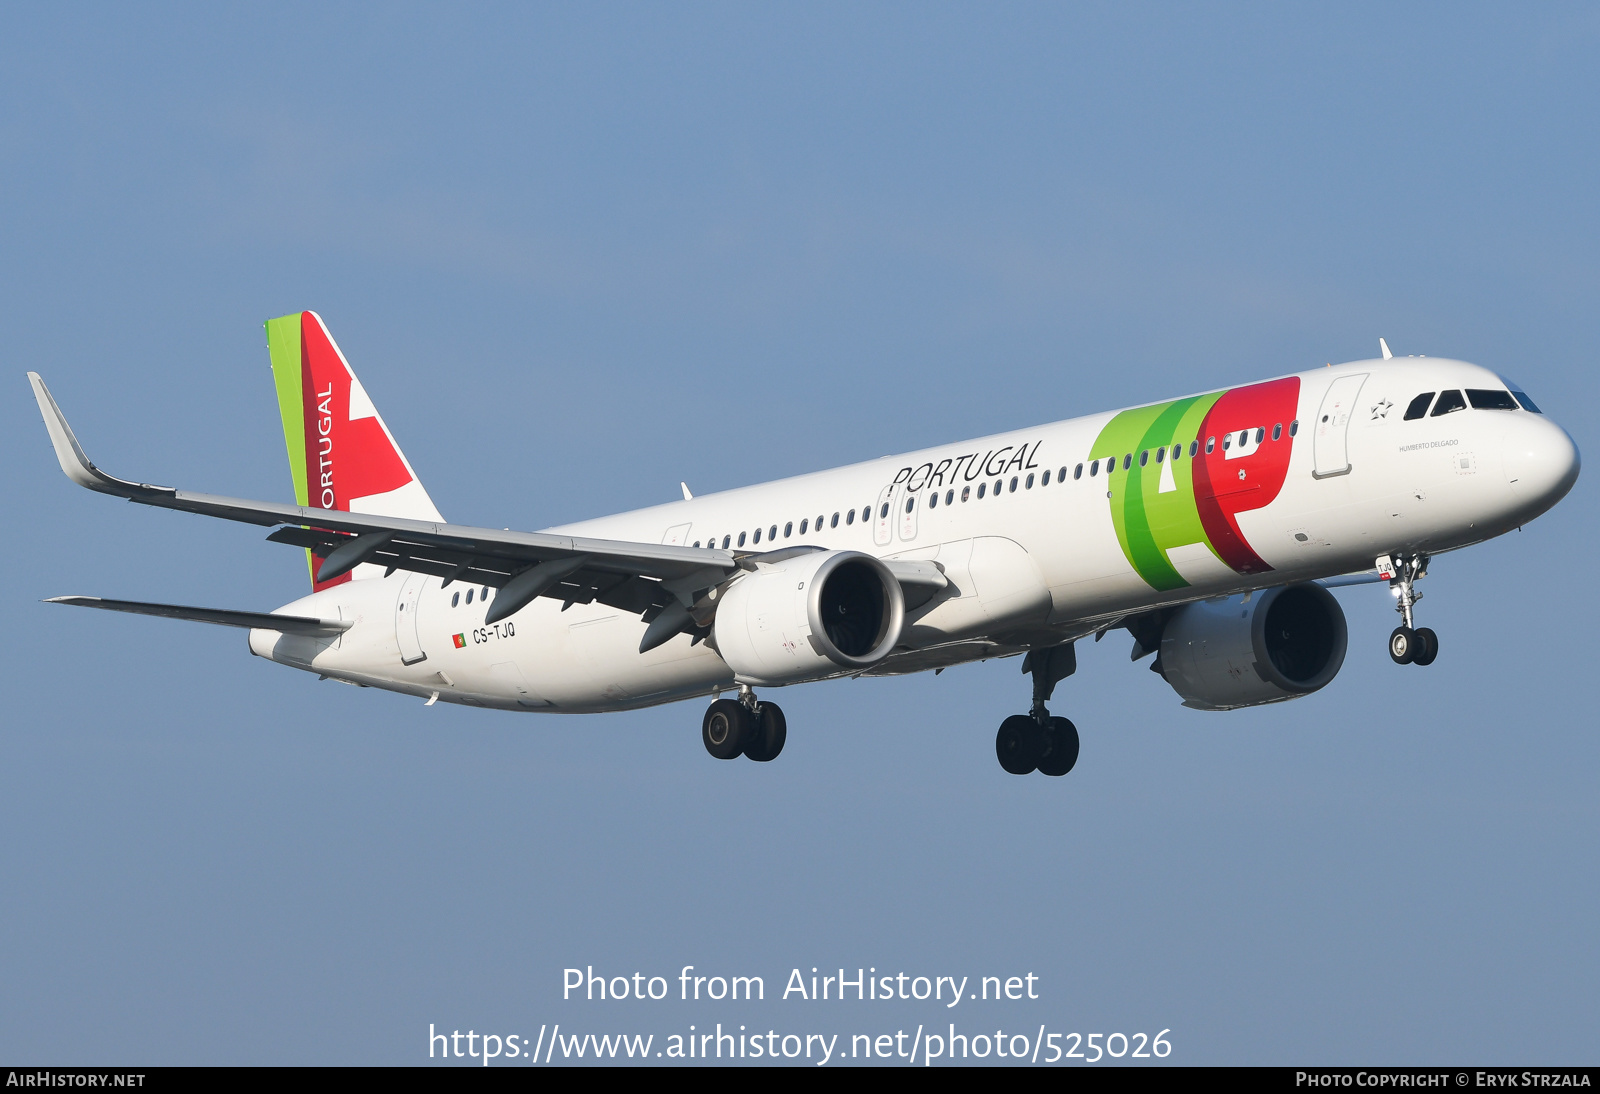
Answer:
[878, 503, 888, 519]
[1272, 423, 1282, 440]
[1205, 437, 1215, 454]
[784, 522, 793, 538]
[978, 482, 987, 498]
[905, 497, 914, 513]
[451, 591, 460, 607]
[1467, 389, 1518, 411]
[1255, 428, 1264, 444]
[1154, 447, 1165, 464]
[831, 512, 840, 528]
[753, 528, 762, 543]
[845, 510, 855, 525]
[861, 506, 871, 522]
[1431, 389, 1467, 416]
[692, 540, 700, 548]
[1041, 469, 1050, 485]
[738, 531, 747, 546]
[994, 478, 1003, 495]
[1074, 463, 1083, 480]
[481, 586, 489, 600]
[1089, 460, 1099, 477]
[466, 588, 474, 604]
[1403, 392, 1434, 420]
[1189, 440, 1199, 457]
[1122, 454, 1132, 470]
[961, 485, 970, 501]
[1289, 420, 1299, 436]
[1222, 435, 1231, 450]
[1510, 389, 1542, 413]
[928, 493, 938, 509]
[1025, 473, 1034, 489]
[1009, 476, 1018, 493]
[945, 489, 954, 505]
[769, 525, 777, 540]
[799, 519, 808, 535]
[720, 535, 729, 549]
[1172, 444, 1182, 461]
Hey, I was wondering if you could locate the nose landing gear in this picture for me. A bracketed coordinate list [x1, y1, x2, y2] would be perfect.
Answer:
[1381, 553, 1439, 666]
[701, 686, 787, 762]
[995, 643, 1080, 776]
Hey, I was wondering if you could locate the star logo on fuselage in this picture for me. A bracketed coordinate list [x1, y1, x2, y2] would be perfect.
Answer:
[1371, 398, 1394, 420]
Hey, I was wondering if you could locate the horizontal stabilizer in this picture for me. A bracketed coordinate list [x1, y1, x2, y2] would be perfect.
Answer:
[45, 596, 352, 637]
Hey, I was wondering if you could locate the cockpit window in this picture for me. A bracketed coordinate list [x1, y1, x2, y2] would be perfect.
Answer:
[1430, 389, 1467, 416]
[1467, 389, 1518, 411]
[1510, 390, 1542, 413]
[1403, 392, 1435, 420]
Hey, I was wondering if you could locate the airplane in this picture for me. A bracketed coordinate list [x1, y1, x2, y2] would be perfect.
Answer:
[29, 315, 1579, 776]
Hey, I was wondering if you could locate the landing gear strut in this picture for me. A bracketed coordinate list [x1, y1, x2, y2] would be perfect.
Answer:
[996, 644, 1080, 776]
[1381, 553, 1439, 666]
[702, 685, 786, 762]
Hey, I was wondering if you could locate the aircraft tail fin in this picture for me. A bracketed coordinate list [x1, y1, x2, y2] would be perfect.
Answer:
[264, 311, 444, 590]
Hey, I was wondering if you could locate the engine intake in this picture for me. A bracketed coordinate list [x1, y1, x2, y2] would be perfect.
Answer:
[713, 550, 904, 685]
[1157, 583, 1348, 711]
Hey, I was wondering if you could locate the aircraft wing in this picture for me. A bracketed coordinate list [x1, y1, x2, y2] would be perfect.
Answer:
[29, 373, 740, 629]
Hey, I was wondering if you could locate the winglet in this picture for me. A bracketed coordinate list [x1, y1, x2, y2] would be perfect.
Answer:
[26, 372, 173, 498]
[1379, 338, 1393, 360]
[681, 481, 693, 501]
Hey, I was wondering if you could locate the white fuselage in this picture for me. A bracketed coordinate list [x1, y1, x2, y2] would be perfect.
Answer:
[249, 358, 1578, 712]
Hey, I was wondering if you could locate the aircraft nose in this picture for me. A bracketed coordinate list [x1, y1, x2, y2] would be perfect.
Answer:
[1505, 414, 1580, 514]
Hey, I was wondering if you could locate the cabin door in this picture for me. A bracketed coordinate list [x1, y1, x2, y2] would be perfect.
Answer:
[395, 571, 429, 665]
[1312, 373, 1368, 479]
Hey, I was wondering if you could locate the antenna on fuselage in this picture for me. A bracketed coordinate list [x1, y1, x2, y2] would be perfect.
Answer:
[1379, 337, 1393, 359]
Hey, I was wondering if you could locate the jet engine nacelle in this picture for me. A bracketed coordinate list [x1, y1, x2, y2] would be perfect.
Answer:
[713, 550, 905, 686]
[1157, 583, 1348, 711]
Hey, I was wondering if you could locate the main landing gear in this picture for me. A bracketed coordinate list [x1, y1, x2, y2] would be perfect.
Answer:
[701, 686, 787, 763]
[1382, 553, 1439, 667]
[996, 643, 1080, 777]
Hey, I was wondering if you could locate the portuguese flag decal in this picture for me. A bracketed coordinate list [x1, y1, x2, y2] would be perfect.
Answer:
[453, 633, 466, 649]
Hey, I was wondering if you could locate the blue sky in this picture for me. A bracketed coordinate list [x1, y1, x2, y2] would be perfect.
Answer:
[2, 4, 1596, 1064]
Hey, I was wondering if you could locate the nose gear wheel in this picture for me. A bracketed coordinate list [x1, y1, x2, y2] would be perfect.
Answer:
[1383, 554, 1439, 667]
